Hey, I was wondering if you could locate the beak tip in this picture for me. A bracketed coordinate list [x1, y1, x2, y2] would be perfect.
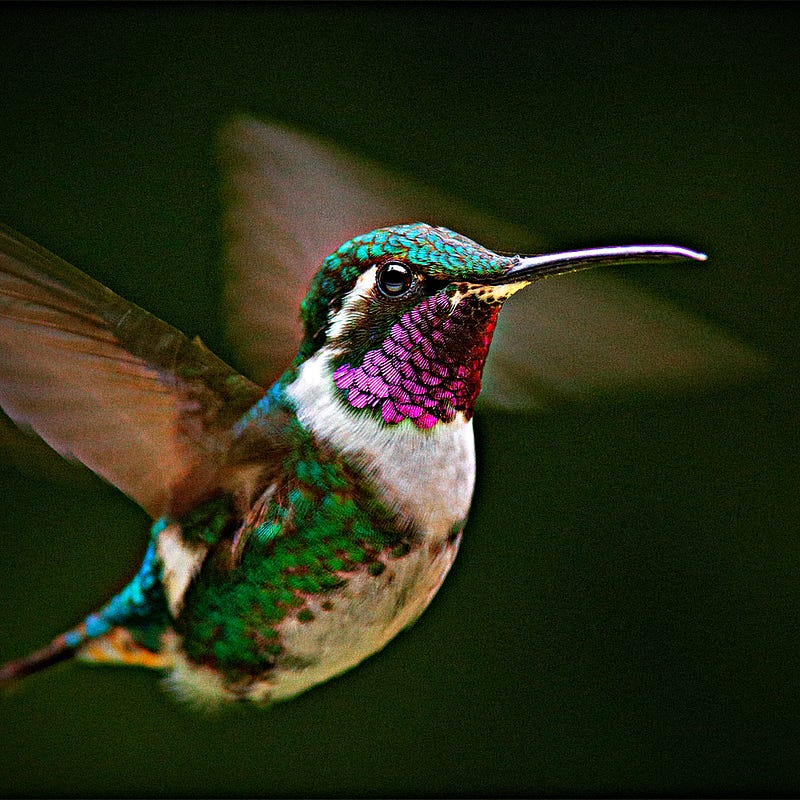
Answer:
[682, 247, 708, 262]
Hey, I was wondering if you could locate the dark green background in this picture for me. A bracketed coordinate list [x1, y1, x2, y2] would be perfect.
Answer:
[1, 3, 798, 796]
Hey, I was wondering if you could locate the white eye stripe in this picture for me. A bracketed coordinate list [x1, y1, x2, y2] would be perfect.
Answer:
[325, 266, 378, 343]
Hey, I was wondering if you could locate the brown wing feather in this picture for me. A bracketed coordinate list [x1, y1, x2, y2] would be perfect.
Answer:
[0, 225, 264, 518]
[219, 116, 767, 403]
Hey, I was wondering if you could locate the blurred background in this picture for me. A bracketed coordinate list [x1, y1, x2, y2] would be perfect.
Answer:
[0, 4, 798, 796]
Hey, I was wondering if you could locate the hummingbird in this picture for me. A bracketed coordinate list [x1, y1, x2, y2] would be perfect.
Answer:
[0, 118, 754, 706]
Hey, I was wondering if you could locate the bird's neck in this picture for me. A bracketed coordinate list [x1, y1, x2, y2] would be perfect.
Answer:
[284, 349, 476, 542]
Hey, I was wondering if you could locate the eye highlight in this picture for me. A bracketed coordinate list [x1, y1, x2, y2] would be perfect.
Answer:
[376, 261, 415, 298]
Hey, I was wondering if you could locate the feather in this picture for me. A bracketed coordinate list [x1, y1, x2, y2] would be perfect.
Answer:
[0, 225, 264, 518]
[219, 116, 767, 406]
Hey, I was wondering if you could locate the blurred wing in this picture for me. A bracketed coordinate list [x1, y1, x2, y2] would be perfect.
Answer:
[218, 115, 538, 385]
[220, 116, 766, 403]
[0, 405, 96, 486]
[0, 226, 264, 518]
[482, 273, 769, 409]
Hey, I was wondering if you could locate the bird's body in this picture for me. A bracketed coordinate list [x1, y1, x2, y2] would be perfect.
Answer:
[0, 118, 749, 706]
[0, 222, 519, 705]
[161, 351, 476, 705]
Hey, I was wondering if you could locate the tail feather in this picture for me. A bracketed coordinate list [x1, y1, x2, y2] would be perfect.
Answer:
[0, 628, 81, 685]
[1, 623, 171, 688]
[1, 534, 170, 687]
[78, 626, 172, 670]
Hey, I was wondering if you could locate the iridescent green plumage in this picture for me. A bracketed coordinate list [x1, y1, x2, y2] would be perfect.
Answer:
[175, 413, 411, 683]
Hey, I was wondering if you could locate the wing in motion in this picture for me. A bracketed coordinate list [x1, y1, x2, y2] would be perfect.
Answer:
[0, 225, 264, 518]
[219, 116, 767, 405]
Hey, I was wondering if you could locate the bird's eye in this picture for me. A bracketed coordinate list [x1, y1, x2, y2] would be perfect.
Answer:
[376, 261, 415, 298]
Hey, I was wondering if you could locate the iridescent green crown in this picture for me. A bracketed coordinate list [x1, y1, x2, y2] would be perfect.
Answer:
[296, 223, 511, 362]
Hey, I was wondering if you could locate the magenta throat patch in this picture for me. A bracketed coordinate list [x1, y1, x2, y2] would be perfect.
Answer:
[333, 291, 500, 429]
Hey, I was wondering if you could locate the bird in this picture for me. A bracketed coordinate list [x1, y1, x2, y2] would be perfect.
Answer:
[0, 117, 756, 706]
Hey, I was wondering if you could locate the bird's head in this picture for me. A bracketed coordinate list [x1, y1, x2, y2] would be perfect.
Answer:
[296, 222, 704, 430]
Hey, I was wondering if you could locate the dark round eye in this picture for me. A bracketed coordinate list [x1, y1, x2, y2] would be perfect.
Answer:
[376, 261, 415, 298]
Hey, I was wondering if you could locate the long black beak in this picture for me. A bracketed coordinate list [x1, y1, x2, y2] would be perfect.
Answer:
[491, 244, 707, 284]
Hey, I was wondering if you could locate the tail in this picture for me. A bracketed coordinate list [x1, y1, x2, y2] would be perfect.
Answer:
[1, 537, 171, 688]
[0, 627, 82, 684]
[1, 627, 173, 690]
[0, 616, 171, 688]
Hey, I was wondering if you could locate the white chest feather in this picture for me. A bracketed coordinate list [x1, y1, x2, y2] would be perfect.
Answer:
[285, 350, 476, 540]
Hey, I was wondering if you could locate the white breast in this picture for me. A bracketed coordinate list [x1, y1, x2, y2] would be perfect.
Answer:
[285, 349, 476, 541]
